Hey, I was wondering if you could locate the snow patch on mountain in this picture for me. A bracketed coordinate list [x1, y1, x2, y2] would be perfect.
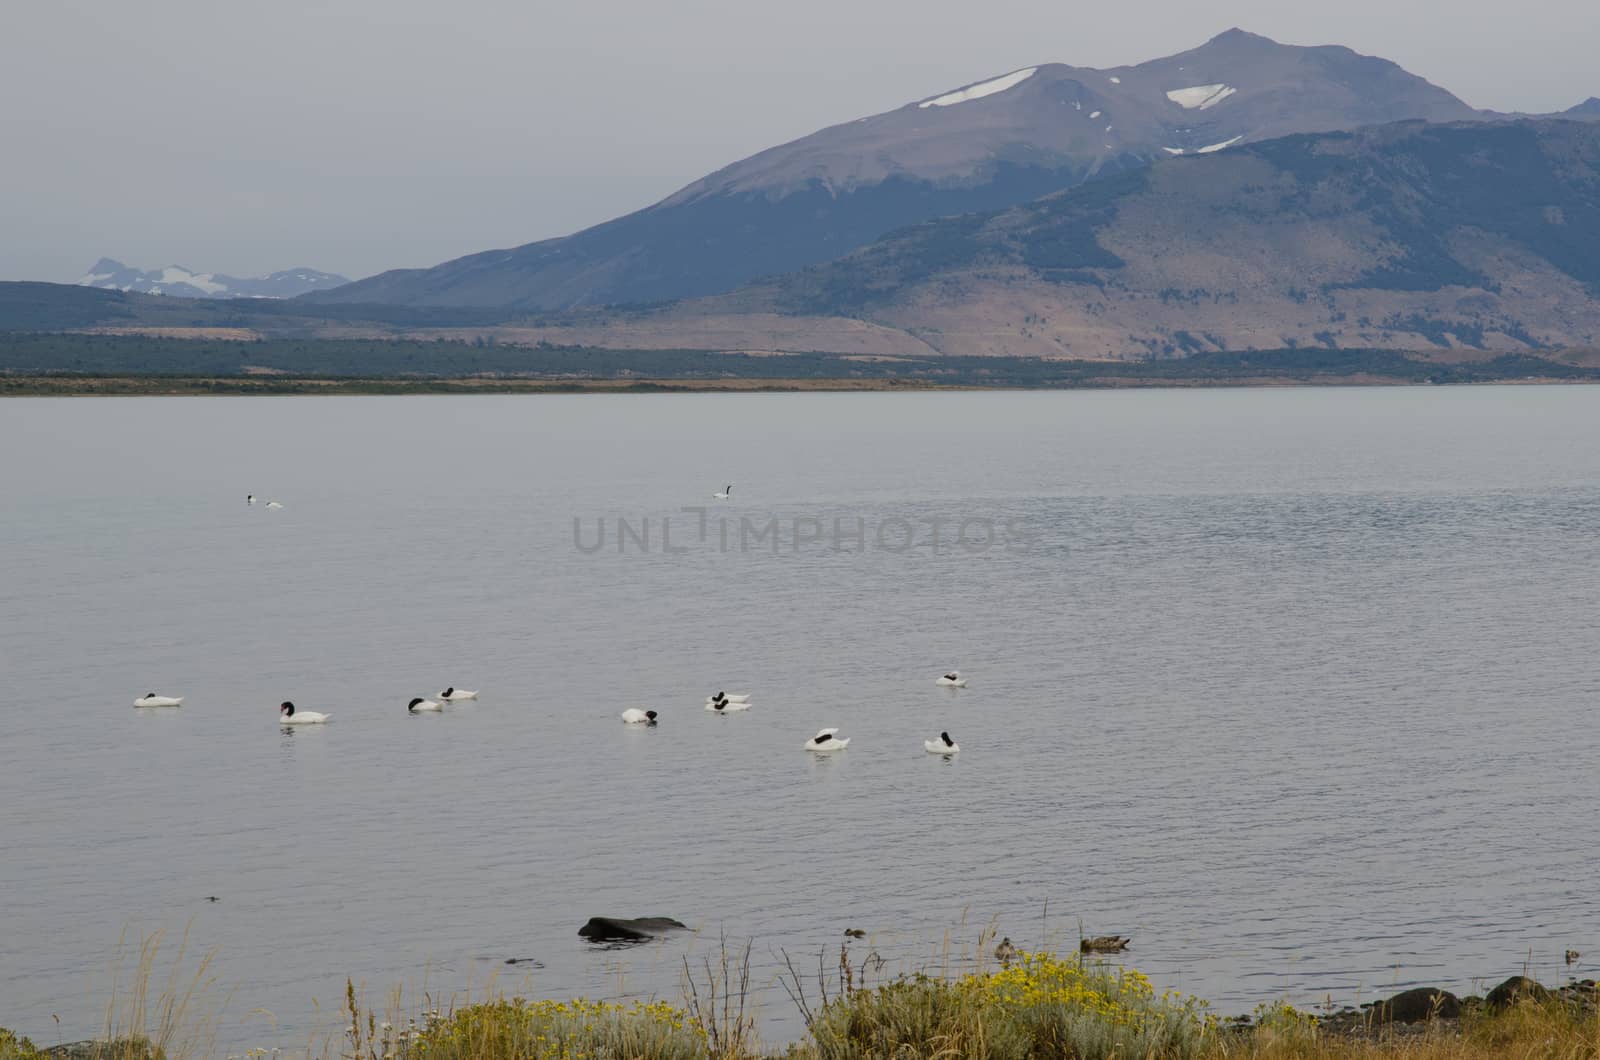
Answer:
[918, 67, 1038, 108]
[1197, 135, 1244, 153]
[1167, 84, 1237, 110]
[158, 266, 226, 294]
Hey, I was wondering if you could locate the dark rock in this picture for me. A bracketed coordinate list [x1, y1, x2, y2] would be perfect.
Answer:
[578, 916, 688, 942]
[1372, 987, 1461, 1023]
[1486, 975, 1551, 1008]
[42, 1039, 156, 1059]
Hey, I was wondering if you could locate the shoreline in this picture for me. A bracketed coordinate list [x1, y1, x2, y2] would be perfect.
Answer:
[4, 961, 1594, 1059]
[5, 373, 1600, 397]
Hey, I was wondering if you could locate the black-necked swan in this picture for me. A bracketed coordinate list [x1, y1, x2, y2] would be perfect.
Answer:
[265, 500, 284, 509]
[621, 708, 658, 725]
[936, 671, 967, 687]
[134, 693, 183, 707]
[925, 731, 960, 754]
[408, 697, 443, 713]
[439, 687, 478, 701]
[705, 696, 751, 712]
[279, 701, 329, 724]
[713, 485, 733, 499]
[246, 494, 254, 505]
[805, 727, 849, 751]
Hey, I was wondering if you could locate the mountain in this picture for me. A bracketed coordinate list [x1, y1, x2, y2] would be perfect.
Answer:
[310, 29, 1486, 311]
[1567, 97, 1600, 118]
[79, 258, 348, 299]
[651, 118, 1597, 357]
[474, 119, 1599, 358]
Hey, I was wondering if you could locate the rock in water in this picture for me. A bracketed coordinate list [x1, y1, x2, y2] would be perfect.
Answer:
[577, 916, 688, 941]
[1373, 987, 1461, 1023]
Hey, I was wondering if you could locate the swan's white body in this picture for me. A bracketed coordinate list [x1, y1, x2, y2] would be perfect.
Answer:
[706, 699, 751, 712]
[134, 695, 183, 708]
[280, 708, 329, 724]
[265, 500, 284, 510]
[925, 735, 960, 754]
[439, 688, 478, 701]
[805, 727, 850, 751]
[707, 693, 750, 702]
[408, 698, 443, 713]
[936, 672, 967, 687]
[621, 708, 658, 725]
[714, 485, 733, 499]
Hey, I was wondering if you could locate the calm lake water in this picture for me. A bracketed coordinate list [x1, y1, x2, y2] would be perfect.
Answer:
[1, 388, 1596, 1053]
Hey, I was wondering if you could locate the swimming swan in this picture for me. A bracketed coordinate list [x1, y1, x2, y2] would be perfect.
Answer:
[246, 495, 254, 505]
[936, 672, 967, 687]
[707, 692, 751, 702]
[134, 693, 183, 707]
[925, 731, 959, 754]
[279, 701, 330, 724]
[706, 698, 751, 712]
[805, 727, 849, 751]
[621, 708, 659, 725]
[714, 485, 733, 499]
[265, 500, 284, 510]
[408, 697, 443, 713]
[439, 687, 478, 701]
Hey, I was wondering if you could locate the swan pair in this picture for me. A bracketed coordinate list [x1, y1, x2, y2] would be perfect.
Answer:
[621, 708, 658, 725]
[134, 693, 183, 708]
[805, 727, 849, 751]
[279, 701, 330, 724]
[408, 688, 475, 712]
[705, 692, 751, 713]
[936, 671, 967, 687]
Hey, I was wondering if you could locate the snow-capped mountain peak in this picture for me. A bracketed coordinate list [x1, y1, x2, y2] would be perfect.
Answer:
[77, 258, 349, 299]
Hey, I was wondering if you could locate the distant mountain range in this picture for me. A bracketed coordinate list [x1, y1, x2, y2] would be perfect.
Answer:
[7, 32, 1597, 367]
[309, 29, 1596, 312]
[79, 258, 348, 299]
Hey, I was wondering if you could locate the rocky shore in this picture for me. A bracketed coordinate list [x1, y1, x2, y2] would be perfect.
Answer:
[1223, 973, 1598, 1040]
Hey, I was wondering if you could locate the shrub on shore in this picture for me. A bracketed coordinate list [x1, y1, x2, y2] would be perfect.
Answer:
[802, 950, 1214, 1060]
[0, 1029, 41, 1060]
[376, 997, 706, 1060]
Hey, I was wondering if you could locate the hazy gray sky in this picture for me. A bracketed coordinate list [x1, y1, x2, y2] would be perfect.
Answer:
[4, 0, 1595, 284]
